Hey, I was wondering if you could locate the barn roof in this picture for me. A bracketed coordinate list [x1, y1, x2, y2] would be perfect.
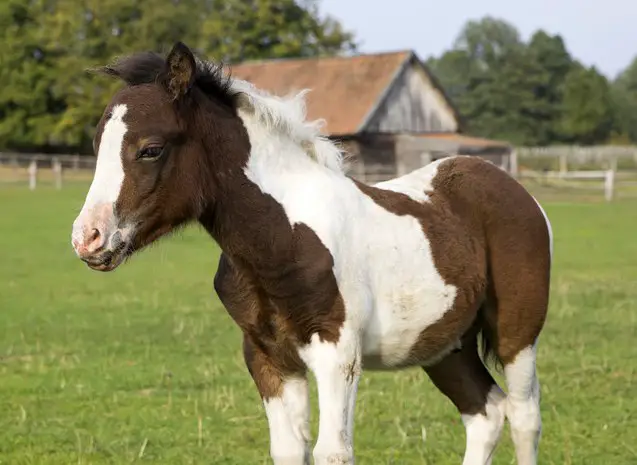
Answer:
[229, 50, 461, 136]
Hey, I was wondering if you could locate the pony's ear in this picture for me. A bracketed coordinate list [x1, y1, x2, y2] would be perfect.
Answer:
[164, 42, 197, 100]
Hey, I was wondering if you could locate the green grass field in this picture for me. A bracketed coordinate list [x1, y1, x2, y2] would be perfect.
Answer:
[1, 184, 636, 464]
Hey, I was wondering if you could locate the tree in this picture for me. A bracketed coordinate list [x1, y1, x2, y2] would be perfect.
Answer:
[560, 64, 615, 145]
[611, 56, 637, 143]
[428, 18, 553, 145]
[453, 16, 523, 70]
[526, 30, 575, 144]
[0, 0, 67, 151]
[0, 0, 357, 153]
[427, 17, 627, 146]
[463, 47, 553, 146]
[197, 0, 356, 63]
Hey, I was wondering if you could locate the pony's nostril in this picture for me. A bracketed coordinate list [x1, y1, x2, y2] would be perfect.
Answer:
[83, 227, 105, 252]
[89, 228, 100, 242]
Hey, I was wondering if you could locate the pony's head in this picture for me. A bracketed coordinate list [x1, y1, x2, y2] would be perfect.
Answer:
[71, 42, 249, 271]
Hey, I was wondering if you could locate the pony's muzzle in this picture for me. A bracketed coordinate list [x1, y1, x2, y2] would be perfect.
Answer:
[72, 203, 128, 271]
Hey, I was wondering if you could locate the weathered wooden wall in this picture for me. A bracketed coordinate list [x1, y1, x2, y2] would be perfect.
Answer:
[336, 134, 511, 183]
[363, 61, 458, 134]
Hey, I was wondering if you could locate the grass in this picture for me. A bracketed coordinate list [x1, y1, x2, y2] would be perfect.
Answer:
[1, 183, 636, 464]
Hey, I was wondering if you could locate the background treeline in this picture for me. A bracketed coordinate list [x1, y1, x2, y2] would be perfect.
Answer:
[0, 0, 355, 153]
[426, 17, 637, 146]
[1, 2, 636, 154]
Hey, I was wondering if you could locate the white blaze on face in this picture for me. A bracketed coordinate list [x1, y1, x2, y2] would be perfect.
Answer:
[86, 104, 128, 207]
[72, 104, 128, 255]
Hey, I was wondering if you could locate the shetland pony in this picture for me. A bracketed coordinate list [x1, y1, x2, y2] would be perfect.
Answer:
[72, 42, 552, 465]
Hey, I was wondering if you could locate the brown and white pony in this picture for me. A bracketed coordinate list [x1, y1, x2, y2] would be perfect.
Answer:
[71, 42, 552, 465]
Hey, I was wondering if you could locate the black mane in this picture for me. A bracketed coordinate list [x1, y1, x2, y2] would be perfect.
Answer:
[97, 50, 236, 108]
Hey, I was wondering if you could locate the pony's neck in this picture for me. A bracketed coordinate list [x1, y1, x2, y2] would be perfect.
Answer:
[200, 110, 346, 271]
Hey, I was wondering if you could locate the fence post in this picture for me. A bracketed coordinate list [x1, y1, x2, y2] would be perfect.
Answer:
[509, 150, 518, 178]
[559, 152, 568, 176]
[28, 160, 37, 190]
[12, 155, 19, 176]
[604, 169, 615, 202]
[52, 157, 63, 189]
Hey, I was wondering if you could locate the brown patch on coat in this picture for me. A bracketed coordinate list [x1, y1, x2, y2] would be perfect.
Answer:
[354, 156, 550, 367]
[430, 157, 551, 365]
[214, 238, 345, 400]
[354, 179, 487, 365]
[207, 179, 346, 348]
[424, 328, 498, 416]
[356, 156, 550, 415]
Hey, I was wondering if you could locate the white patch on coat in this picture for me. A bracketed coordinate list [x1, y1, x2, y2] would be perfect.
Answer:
[460, 386, 507, 465]
[504, 344, 541, 465]
[374, 156, 451, 202]
[72, 104, 128, 248]
[263, 377, 311, 465]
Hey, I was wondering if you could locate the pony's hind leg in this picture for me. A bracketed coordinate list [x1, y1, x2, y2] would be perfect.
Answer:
[486, 256, 549, 465]
[424, 336, 506, 465]
[503, 343, 541, 465]
[481, 195, 551, 465]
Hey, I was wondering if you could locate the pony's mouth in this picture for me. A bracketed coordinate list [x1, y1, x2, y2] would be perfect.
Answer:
[82, 241, 132, 272]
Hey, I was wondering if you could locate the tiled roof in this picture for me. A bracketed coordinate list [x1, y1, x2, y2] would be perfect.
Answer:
[229, 51, 412, 135]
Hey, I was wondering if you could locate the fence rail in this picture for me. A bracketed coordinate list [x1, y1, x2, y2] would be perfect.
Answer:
[3, 147, 637, 202]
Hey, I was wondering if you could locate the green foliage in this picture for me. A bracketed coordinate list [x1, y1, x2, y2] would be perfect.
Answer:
[461, 47, 554, 146]
[428, 16, 637, 146]
[199, 0, 356, 62]
[0, 0, 356, 153]
[611, 57, 637, 143]
[526, 30, 574, 144]
[560, 64, 615, 144]
[453, 16, 523, 69]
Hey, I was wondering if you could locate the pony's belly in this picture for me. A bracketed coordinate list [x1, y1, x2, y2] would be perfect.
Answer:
[360, 295, 458, 369]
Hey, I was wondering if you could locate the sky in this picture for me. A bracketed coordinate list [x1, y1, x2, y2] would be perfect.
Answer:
[319, 0, 636, 79]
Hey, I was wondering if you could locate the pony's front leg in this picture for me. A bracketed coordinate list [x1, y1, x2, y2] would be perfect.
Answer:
[243, 337, 310, 465]
[300, 329, 361, 465]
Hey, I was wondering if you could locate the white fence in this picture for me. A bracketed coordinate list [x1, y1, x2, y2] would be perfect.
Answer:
[510, 146, 637, 202]
[0, 152, 96, 189]
[2, 147, 637, 201]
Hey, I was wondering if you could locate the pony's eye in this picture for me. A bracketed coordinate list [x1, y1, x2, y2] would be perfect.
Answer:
[138, 146, 164, 160]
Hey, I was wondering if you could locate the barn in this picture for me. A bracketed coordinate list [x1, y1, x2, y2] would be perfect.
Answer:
[231, 50, 513, 182]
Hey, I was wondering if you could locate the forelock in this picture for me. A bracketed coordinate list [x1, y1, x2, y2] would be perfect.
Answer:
[97, 52, 166, 87]
[95, 50, 237, 109]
